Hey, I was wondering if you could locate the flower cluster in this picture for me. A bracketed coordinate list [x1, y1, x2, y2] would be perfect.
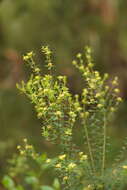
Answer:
[15, 46, 126, 190]
[17, 138, 38, 159]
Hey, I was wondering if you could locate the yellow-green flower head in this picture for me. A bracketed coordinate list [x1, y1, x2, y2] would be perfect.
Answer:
[55, 163, 61, 168]
[25, 145, 33, 150]
[41, 46, 52, 55]
[79, 65, 84, 71]
[105, 85, 109, 90]
[85, 46, 91, 54]
[89, 83, 96, 89]
[35, 76, 40, 80]
[80, 155, 88, 161]
[82, 89, 88, 95]
[68, 162, 76, 170]
[114, 88, 120, 93]
[88, 63, 94, 68]
[57, 76, 64, 80]
[110, 107, 115, 112]
[47, 125, 52, 129]
[76, 53, 82, 58]
[112, 80, 118, 85]
[97, 104, 103, 108]
[79, 152, 84, 156]
[46, 159, 51, 163]
[76, 107, 82, 112]
[63, 176, 68, 181]
[72, 60, 77, 66]
[23, 138, 27, 143]
[112, 76, 118, 85]
[69, 111, 76, 118]
[56, 111, 62, 116]
[23, 51, 33, 61]
[20, 150, 25, 155]
[95, 93, 101, 98]
[94, 71, 99, 77]
[59, 154, 66, 160]
[43, 89, 49, 93]
[122, 165, 127, 169]
[27, 51, 33, 57]
[117, 97, 122, 102]
[65, 129, 72, 136]
[104, 73, 109, 79]
[47, 63, 53, 70]
[23, 55, 29, 61]
[85, 112, 89, 118]
[17, 145, 21, 150]
[35, 68, 40, 73]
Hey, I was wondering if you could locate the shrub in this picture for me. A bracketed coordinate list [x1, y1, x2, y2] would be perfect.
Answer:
[2, 46, 127, 190]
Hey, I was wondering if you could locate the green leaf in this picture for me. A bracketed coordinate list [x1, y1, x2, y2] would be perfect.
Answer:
[25, 176, 38, 185]
[53, 178, 60, 189]
[2, 175, 15, 189]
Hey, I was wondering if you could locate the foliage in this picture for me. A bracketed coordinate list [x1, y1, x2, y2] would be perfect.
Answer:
[2, 139, 59, 190]
[1, 0, 127, 177]
[2, 46, 127, 190]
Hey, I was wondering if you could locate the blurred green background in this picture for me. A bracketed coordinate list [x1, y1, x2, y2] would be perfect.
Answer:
[0, 0, 127, 181]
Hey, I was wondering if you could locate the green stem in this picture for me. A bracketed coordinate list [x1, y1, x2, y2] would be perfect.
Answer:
[84, 122, 95, 174]
[102, 113, 106, 175]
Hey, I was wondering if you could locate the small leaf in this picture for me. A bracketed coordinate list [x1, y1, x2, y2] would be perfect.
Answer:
[53, 178, 60, 189]
[25, 176, 38, 185]
[2, 175, 15, 189]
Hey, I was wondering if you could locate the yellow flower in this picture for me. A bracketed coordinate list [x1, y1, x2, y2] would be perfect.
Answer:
[122, 165, 127, 169]
[104, 73, 109, 79]
[63, 176, 68, 181]
[23, 55, 29, 61]
[88, 63, 94, 68]
[97, 104, 103, 108]
[59, 154, 66, 160]
[20, 151, 25, 155]
[55, 163, 61, 168]
[68, 163, 76, 170]
[56, 111, 62, 116]
[110, 107, 115, 112]
[105, 86, 109, 90]
[46, 159, 51, 163]
[25, 145, 32, 149]
[114, 88, 120, 93]
[117, 97, 122, 102]
[47, 125, 52, 129]
[85, 112, 89, 118]
[77, 53, 82, 58]
[79, 152, 83, 156]
[112, 76, 118, 85]
[95, 93, 101, 98]
[17, 145, 21, 149]
[80, 155, 88, 161]
[65, 129, 72, 136]
[72, 60, 77, 66]
[27, 51, 33, 57]
[23, 138, 27, 143]
[23, 51, 33, 61]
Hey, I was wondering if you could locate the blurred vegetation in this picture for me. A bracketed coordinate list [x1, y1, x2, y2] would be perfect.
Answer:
[0, 0, 127, 187]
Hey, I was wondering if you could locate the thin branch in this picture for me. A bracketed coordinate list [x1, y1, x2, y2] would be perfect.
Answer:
[84, 122, 95, 174]
[102, 112, 106, 175]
